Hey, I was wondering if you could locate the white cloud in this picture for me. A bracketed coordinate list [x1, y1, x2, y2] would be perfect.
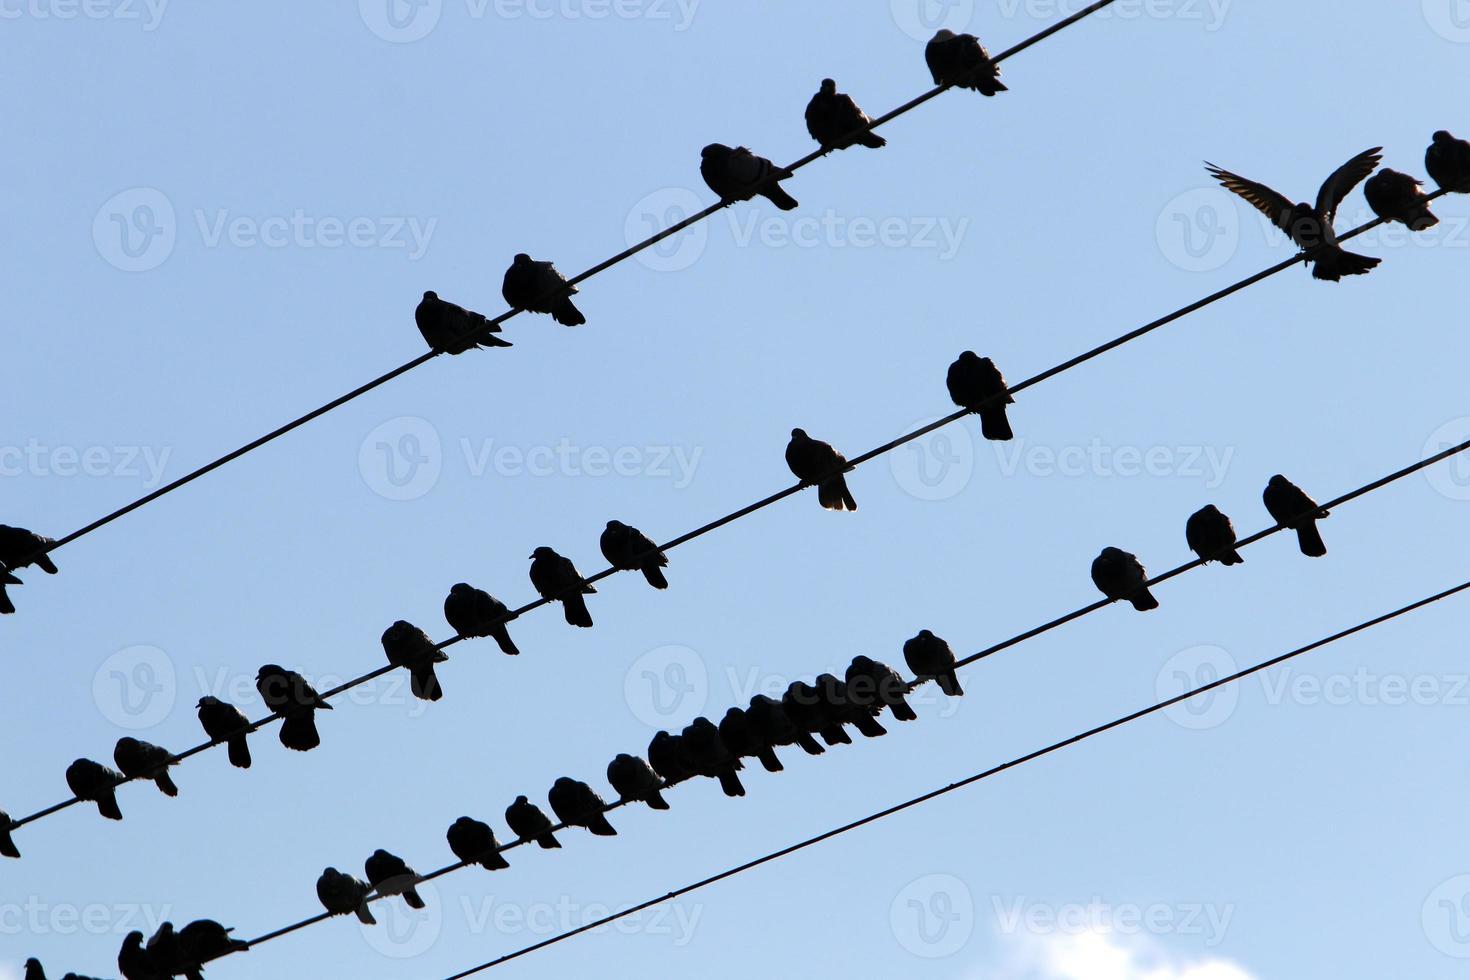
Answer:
[989, 929, 1259, 980]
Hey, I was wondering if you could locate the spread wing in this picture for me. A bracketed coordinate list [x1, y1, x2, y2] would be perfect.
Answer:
[1206, 163, 1295, 235]
[1316, 147, 1382, 222]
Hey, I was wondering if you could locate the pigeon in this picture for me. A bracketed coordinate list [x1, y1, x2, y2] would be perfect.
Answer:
[196, 697, 251, 769]
[177, 919, 247, 969]
[607, 753, 671, 809]
[548, 777, 617, 836]
[65, 758, 123, 820]
[1, 809, 19, 859]
[119, 930, 164, 980]
[501, 253, 586, 326]
[1185, 505, 1244, 566]
[1091, 547, 1160, 611]
[0, 525, 58, 574]
[815, 672, 887, 738]
[599, 520, 669, 590]
[681, 717, 745, 797]
[785, 428, 857, 511]
[903, 630, 963, 697]
[316, 867, 376, 925]
[718, 706, 783, 773]
[414, 291, 511, 354]
[145, 923, 184, 978]
[647, 730, 694, 786]
[0, 565, 20, 615]
[114, 737, 179, 797]
[364, 849, 426, 909]
[747, 694, 824, 757]
[1364, 169, 1439, 230]
[1207, 148, 1383, 281]
[381, 620, 448, 701]
[1263, 474, 1329, 558]
[447, 816, 511, 870]
[528, 547, 595, 627]
[845, 655, 918, 722]
[700, 144, 799, 210]
[505, 795, 561, 849]
[946, 352, 1014, 441]
[1426, 131, 1470, 194]
[255, 664, 333, 751]
[443, 583, 519, 654]
[782, 680, 851, 747]
[925, 29, 1007, 95]
[23, 960, 44, 980]
[805, 78, 886, 151]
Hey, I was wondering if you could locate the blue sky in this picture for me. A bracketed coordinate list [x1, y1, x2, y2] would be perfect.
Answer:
[4, 2, 1470, 977]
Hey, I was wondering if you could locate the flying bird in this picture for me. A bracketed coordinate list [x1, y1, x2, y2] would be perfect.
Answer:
[443, 583, 519, 655]
[548, 777, 617, 836]
[118, 930, 162, 980]
[925, 29, 1006, 95]
[316, 868, 376, 924]
[505, 795, 561, 849]
[700, 143, 799, 210]
[785, 428, 857, 511]
[529, 547, 595, 627]
[607, 753, 670, 810]
[1185, 505, 1244, 566]
[0, 525, 58, 574]
[501, 253, 586, 326]
[1263, 475, 1329, 557]
[600, 520, 669, 589]
[903, 630, 963, 697]
[647, 730, 694, 786]
[1426, 131, 1470, 193]
[1, 809, 19, 859]
[1091, 547, 1159, 610]
[845, 655, 918, 722]
[782, 680, 851, 747]
[718, 706, 783, 773]
[66, 758, 123, 821]
[255, 664, 333, 751]
[681, 717, 745, 797]
[365, 849, 426, 909]
[805, 78, 886, 151]
[0, 566, 20, 615]
[747, 694, 823, 757]
[414, 291, 511, 354]
[447, 816, 511, 870]
[1206, 148, 1383, 281]
[196, 696, 251, 769]
[177, 919, 248, 969]
[114, 737, 179, 797]
[381, 620, 448, 701]
[1364, 169, 1439, 230]
[946, 351, 1014, 441]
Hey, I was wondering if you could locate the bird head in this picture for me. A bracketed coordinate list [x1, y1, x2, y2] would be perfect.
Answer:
[819, 78, 836, 93]
[530, 546, 554, 560]
[790, 427, 807, 439]
[606, 519, 624, 530]
[1433, 130, 1453, 143]
[851, 654, 874, 669]
[1267, 474, 1287, 487]
[196, 696, 220, 709]
[512, 253, 531, 265]
[1100, 546, 1125, 559]
[932, 28, 957, 41]
[513, 794, 529, 806]
[917, 629, 934, 639]
[449, 583, 474, 596]
[422, 290, 438, 301]
[255, 664, 284, 680]
[701, 143, 729, 160]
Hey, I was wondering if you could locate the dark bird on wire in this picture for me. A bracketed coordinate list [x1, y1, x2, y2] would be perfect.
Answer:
[317, 867, 377, 924]
[946, 351, 1014, 441]
[443, 583, 519, 654]
[718, 706, 783, 773]
[144, 923, 183, 978]
[783, 680, 850, 747]
[786, 428, 857, 511]
[845, 655, 918, 722]
[1426, 130, 1470, 193]
[66, 758, 123, 821]
[0, 525, 58, 574]
[119, 930, 163, 980]
[381, 620, 448, 701]
[0, 566, 20, 615]
[647, 730, 694, 786]
[925, 29, 1007, 95]
[505, 795, 561, 849]
[1, 809, 19, 859]
[1364, 169, 1439, 230]
[114, 737, 179, 797]
[903, 629, 963, 697]
[805, 78, 886, 151]
[817, 672, 887, 739]
[1263, 474, 1329, 558]
[255, 664, 332, 751]
[607, 753, 670, 810]
[600, 520, 669, 590]
[548, 777, 617, 836]
[414, 291, 511, 354]
[447, 816, 511, 870]
[196, 696, 251, 769]
[1091, 547, 1159, 611]
[700, 143, 799, 210]
[501, 253, 586, 326]
[1185, 505, 1244, 566]
[365, 849, 426, 909]
[681, 717, 745, 797]
[747, 694, 824, 757]
[529, 547, 595, 627]
[1206, 148, 1383, 281]
[177, 919, 247, 970]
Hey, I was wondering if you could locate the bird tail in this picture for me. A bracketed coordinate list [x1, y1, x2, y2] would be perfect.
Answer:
[483, 849, 511, 871]
[762, 184, 799, 211]
[553, 298, 586, 326]
[642, 564, 669, 590]
[480, 335, 514, 348]
[979, 405, 1014, 441]
[890, 696, 919, 722]
[97, 792, 123, 821]
[1296, 522, 1327, 558]
[858, 131, 887, 149]
[976, 74, 1008, 96]
[155, 772, 179, 797]
[35, 555, 58, 575]
[411, 666, 445, 702]
[646, 787, 671, 810]
[0, 827, 18, 859]
[537, 832, 562, 849]
[404, 887, 426, 910]
[717, 770, 746, 797]
[853, 715, 888, 739]
[795, 732, 825, 756]
[936, 672, 965, 697]
[1130, 587, 1161, 611]
[820, 725, 852, 746]
[227, 736, 252, 769]
[588, 813, 618, 836]
[492, 626, 520, 656]
[356, 904, 377, 926]
[280, 716, 322, 752]
[1220, 547, 1245, 567]
[818, 476, 857, 511]
[563, 593, 594, 628]
[1312, 247, 1380, 280]
[757, 746, 784, 773]
[0, 588, 13, 615]
[1410, 207, 1440, 231]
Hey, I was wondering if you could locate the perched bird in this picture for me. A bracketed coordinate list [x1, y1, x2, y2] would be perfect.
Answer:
[782, 680, 851, 747]
[903, 630, 963, 697]
[255, 664, 333, 751]
[177, 919, 247, 968]
[817, 672, 886, 739]
[1207, 148, 1383, 281]
[0, 525, 58, 574]
[145, 923, 183, 978]
[1185, 505, 1245, 566]
[647, 730, 694, 786]
[845, 655, 918, 722]
[0, 565, 20, 615]
[599, 520, 669, 590]
[700, 143, 799, 210]
[946, 352, 1014, 441]
[24, 960, 44, 980]
[548, 777, 617, 836]
[718, 706, 783, 773]
[528, 547, 595, 627]
[1364, 169, 1439, 230]
[607, 753, 670, 809]
[381, 621, 448, 701]
[925, 29, 1006, 95]
[118, 930, 163, 980]
[681, 717, 745, 797]
[443, 583, 519, 655]
[1, 809, 19, 859]
[1091, 547, 1160, 611]
[65, 758, 123, 821]
[316, 867, 377, 924]
[364, 849, 426, 909]
[114, 737, 179, 797]
[414, 291, 511, 354]
[501, 253, 586, 326]
[196, 697, 251, 769]
[1263, 475, 1329, 558]
[505, 795, 561, 849]
[785, 428, 857, 511]
[447, 816, 511, 870]
[746, 693, 824, 757]
[1426, 130, 1470, 194]
[805, 78, 885, 151]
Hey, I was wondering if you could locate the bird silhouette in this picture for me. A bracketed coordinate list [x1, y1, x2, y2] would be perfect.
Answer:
[903, 630, 963, 697]
[718, 706, 783, 773]
[1185, 505, 1244, 566]
[66, 759, 123, 820]
[946, 352, 1014, 441]
[600, 520, 669, 589]
[647, 730, 695, 786]
[118, 929, 163, 980]
[196, 697, 251, 769]
[785, 428, 857, 511]
[1091, 547, 1159, 610]
[415, 291, 511, 353]
[529, 547, 595, 627]
[447, 816, 511, 870]
[925, 29, 1006, 95]
[255, 664, 333, 751]
[1364, 169, 1439, 230]
[747, 694, 823, 757]
[700, 144, 798, 210]
[0, 525, 58, 575]
[607, 753, 670, 810]
[501, 254, 586, 326]
[443, 583, 519, 654]
[817, 672, 887, 739]
[1, 565, 21, 615]
[1, 809, 19, 859]
[114, 737, 179, 797]
[144, 923, 184, 979]
[177, 919, 247, 973]
[1263, 475, 1329, 557]
[681, 717, 745, 797]
[505, 795, 561, 849]
[317, 868, 376, 925]
[1426, 131, 1470, 193]
[845, 655, 918, 722]
[381, 621, 448, 701]
[365, 849, 426, 909]
[805, 78, 885, 151]
[782, 680, 851, 747]
[548, 777, 617, 836]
